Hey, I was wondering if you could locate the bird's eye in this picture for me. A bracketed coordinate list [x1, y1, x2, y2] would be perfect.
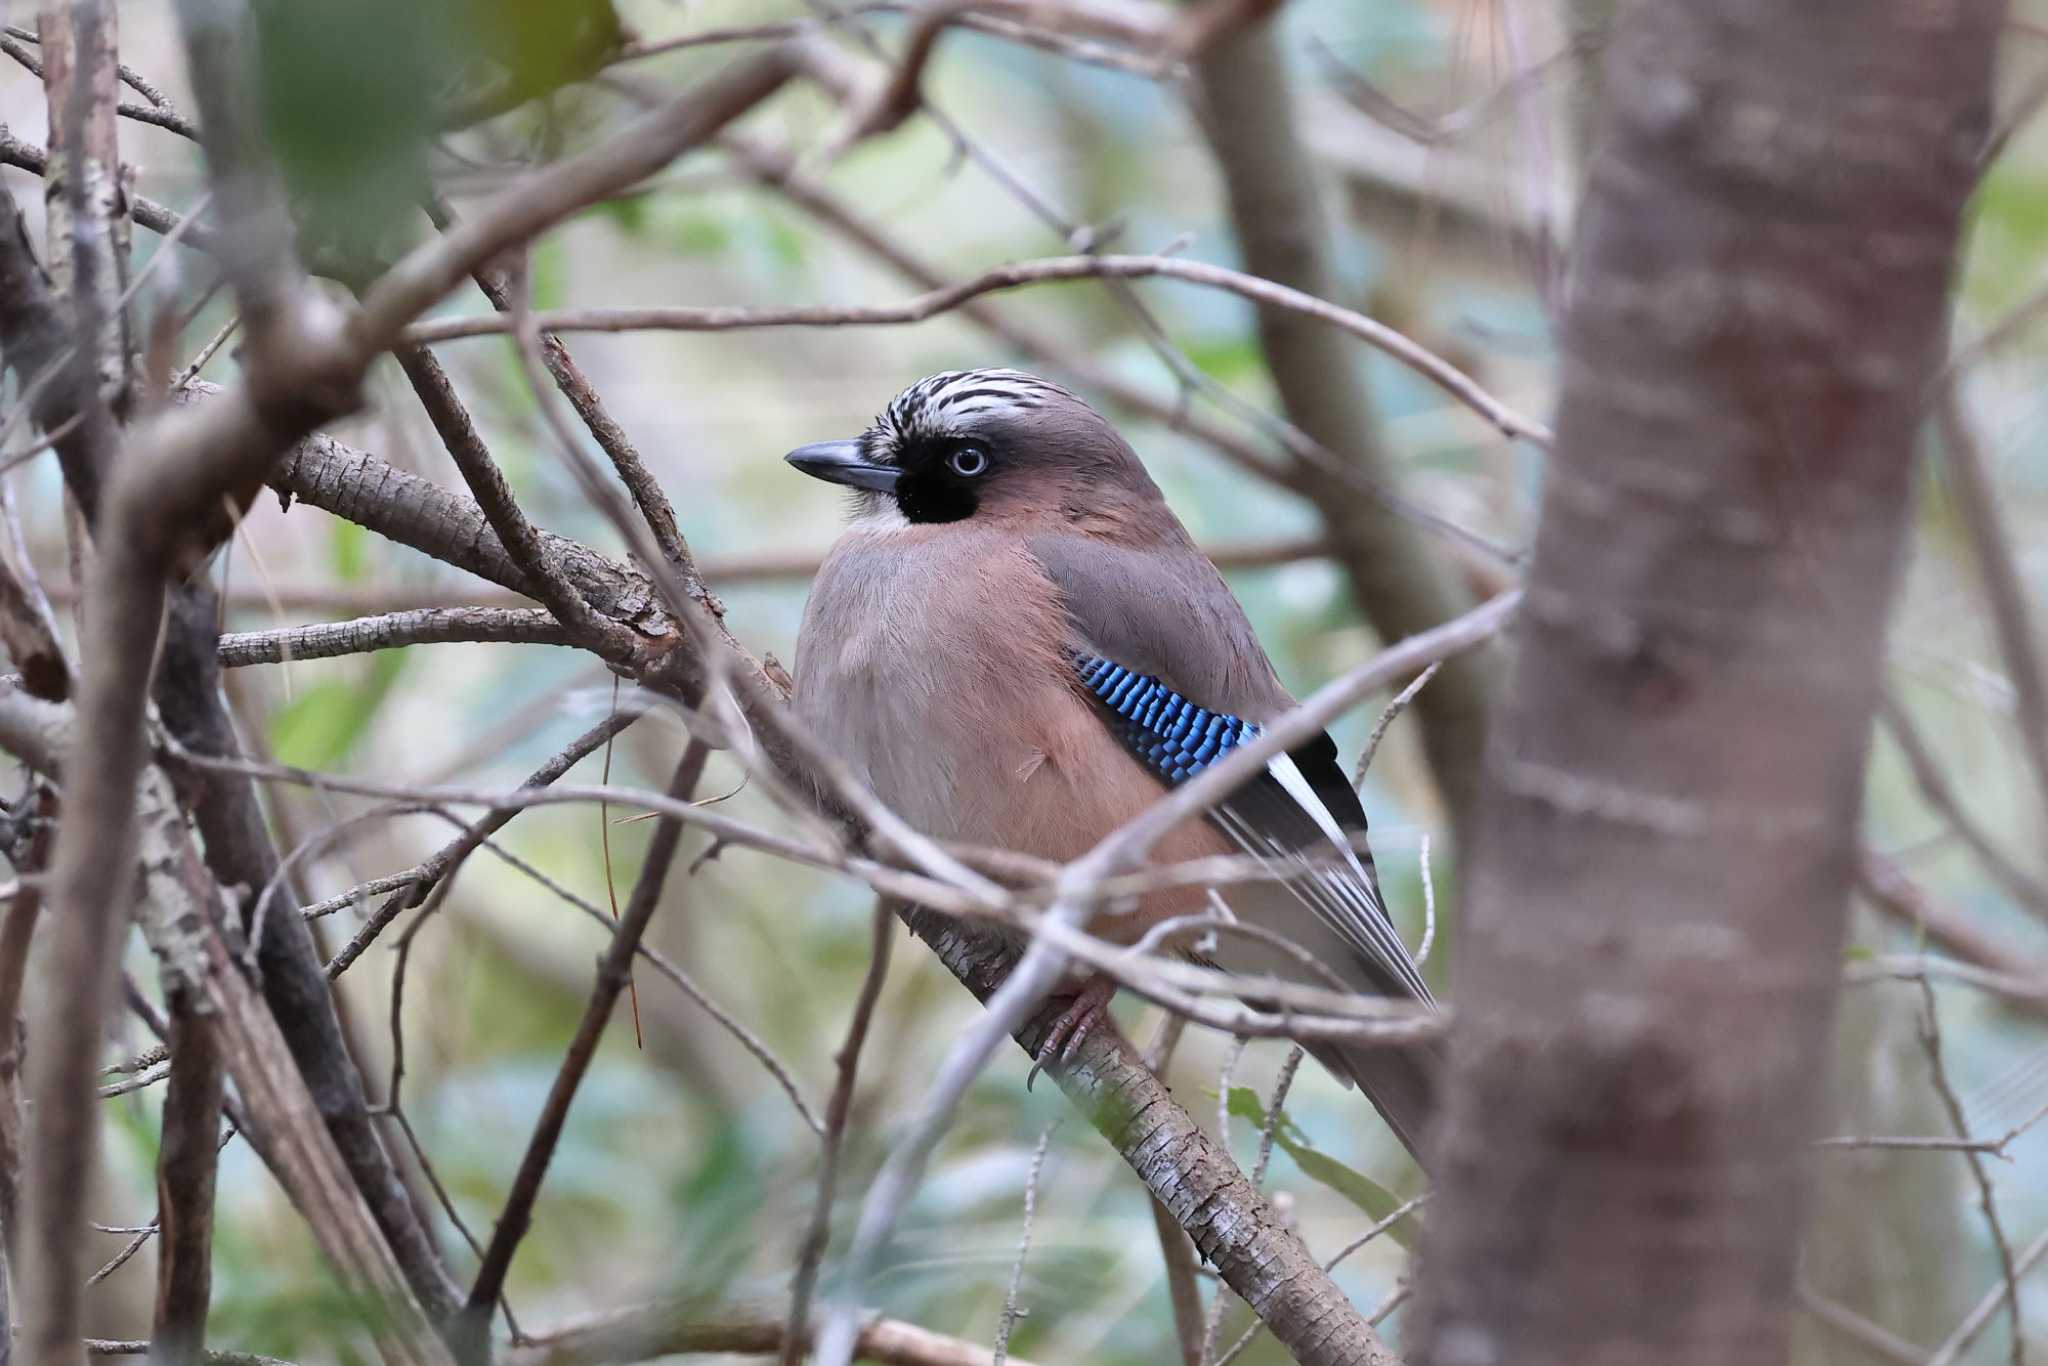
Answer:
[947, 445, 990, 478]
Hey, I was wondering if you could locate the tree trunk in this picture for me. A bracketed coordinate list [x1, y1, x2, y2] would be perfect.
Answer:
[1194, 26, 1499, 847]
[1411, 4, 2004, 1365]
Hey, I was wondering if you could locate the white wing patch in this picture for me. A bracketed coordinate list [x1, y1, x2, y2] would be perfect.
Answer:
[1210, 754, 1435, 1006]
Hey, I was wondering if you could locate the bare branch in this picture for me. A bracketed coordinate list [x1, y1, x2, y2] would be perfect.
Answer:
[1194, 20, 1500, 838]
[781, 899, 895, 1366]
[0, 785, 54, 1311]
[1928, 1226, 2048, 1366]
[258, 418, 674, 644]
[357, 50, 797, 347]
[1353, 661, 1439, 790]
[1881, 695, 2048, 920]
[432, 198, 696, 581]
[0, 525, 71, 701]
[418, 824, 822, 1135]
[0, 129, 209, 256]
[0, 164, 113, 515]
[12, 684, 452, 1363]
[318, 711, 637, 977]
[392, 348, 640, 663]
[991, 1124, 1054, 1366]
[1795, 1282, 1925, 1366]
[724, 131, 1298, 491]
[152, 581, 467, 1321]
[1914, 979, 2024, 1366]
[1855, 849, 2048, 1017]
[405, 253, 1550, 447]
[1150, 1191, 1206, 1366]
[218, 607, 571, 667]
[459, 742, 710, 1355]
[39, 0, 132, 419]
[507, 1292, 1037, 1366]
[46, 536, 1326, 615]
[1934, 390, 2048, 856]
[85, 1342, 288, 1366]
[152, 988, 226, 1366]
[900, 906, 1403, 1366]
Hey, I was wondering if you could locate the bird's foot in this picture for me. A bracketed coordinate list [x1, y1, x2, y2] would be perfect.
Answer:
[1026, 973, 1117, 1090]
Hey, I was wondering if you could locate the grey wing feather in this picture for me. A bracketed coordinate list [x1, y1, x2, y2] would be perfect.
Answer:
[1032, 532, 1433, 1006]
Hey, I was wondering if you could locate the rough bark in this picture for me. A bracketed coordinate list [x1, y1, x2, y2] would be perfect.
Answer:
[152, 583, 466, 1323]
[152, 989, 226, 1366]
[1410, 5, 2003, 1366]
[904, 909, 1399, 1366]
[1193, 24, 1499, 843]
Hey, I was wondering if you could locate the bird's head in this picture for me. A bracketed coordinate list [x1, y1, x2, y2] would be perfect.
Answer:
[785, 368, 1159, 526]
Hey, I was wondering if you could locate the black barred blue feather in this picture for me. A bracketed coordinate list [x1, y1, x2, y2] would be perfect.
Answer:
[1069, 651, 1435, 1007]
[1073, 654, 1260, 784]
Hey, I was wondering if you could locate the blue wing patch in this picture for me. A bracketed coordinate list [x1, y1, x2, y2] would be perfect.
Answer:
[1073, 654, 1260, 784]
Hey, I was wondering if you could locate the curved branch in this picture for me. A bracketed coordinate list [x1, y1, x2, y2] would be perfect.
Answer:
[404, 253, 1549, 448]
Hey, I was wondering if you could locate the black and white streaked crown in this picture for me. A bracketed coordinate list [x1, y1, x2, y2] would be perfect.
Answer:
[872, 369, 1075, 445]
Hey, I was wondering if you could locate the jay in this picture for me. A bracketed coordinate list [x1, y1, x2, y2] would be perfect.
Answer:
[787, 368, 1439, 1166]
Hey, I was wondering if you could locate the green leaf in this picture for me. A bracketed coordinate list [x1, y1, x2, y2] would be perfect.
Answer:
[268, 650, 408, 770]
[459, 0, 624, 103]
[255, 0, 442, 275]
[1226, 1087, 1422, 1250]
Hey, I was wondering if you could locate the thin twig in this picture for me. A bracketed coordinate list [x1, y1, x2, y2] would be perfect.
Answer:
[780, 898, 895, 1366]
[406, 253, 1552, 447]
[992, 1123, 1056, 1366]
[1935, 390, 2048, 855]
[1796, 1281, 1925, 1366]
[1809, 1104, 2048, 1152]
[1250, 1047, 1304, 1189]
[1928, 1226, 2048, 1366]
[1414, 835, 1436, 967]
[392, 349, 637, 663]
[460, 743, 710, 1355]
[448, 832, 823, 1135]
[1855, 849, 2048, 1015]
[1916, 977, 2024, 1366]
[1881, 695, 2048, 921]
[1353, 661, 1440, 790]
[317, 712, 636, 976]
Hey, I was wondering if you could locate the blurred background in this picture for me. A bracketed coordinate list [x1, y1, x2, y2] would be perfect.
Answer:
[7, 0, 2048, 1361]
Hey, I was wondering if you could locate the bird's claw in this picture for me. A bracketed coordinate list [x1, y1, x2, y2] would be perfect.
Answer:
[1026, 974, 1117, 1090]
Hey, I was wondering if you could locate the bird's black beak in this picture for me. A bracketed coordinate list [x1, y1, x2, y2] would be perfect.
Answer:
[785, 441, 901, 493]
